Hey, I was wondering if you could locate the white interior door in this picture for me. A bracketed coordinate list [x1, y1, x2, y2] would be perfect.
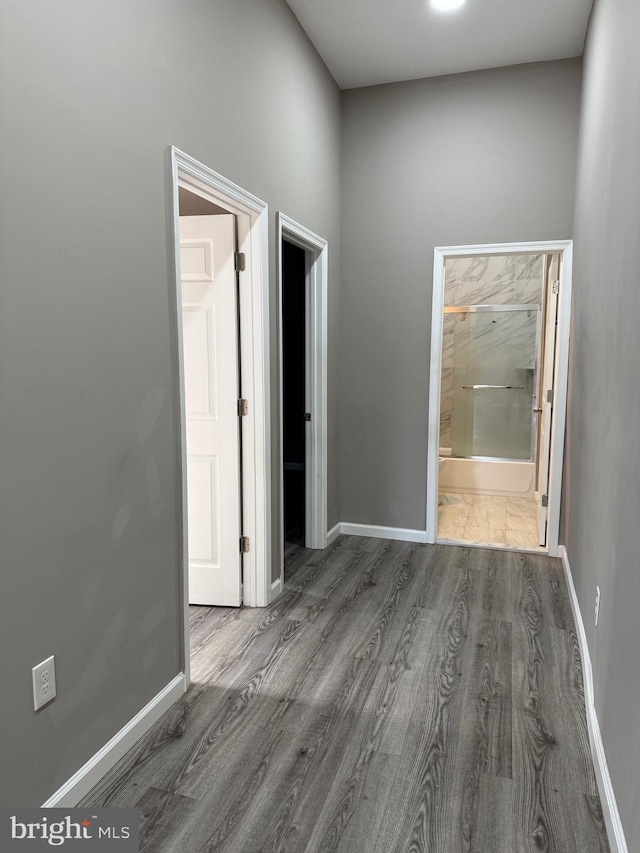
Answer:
[537, 254, 560, 546]
[180, 214, 242, 606]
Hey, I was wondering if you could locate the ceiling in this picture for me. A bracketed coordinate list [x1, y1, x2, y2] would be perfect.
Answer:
[284, 0, 594, 89]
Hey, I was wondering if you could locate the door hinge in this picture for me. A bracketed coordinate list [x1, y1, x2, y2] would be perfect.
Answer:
[240, 535, 250, 553]
[304, 412, 311, 422]
[552, 280, 560, 295]
[546, 389, 553, 404]
[234, 252, 246, 272]
[238, 398, 248, 417]
[541, 494, 549, 508]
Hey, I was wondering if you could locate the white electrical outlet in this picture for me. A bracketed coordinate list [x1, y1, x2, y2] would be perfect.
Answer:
[594, 586, 601, 627]
[32, 655, 56, 711]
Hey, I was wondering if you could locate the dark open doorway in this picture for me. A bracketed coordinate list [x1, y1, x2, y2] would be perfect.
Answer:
[282, 240, 307, 547]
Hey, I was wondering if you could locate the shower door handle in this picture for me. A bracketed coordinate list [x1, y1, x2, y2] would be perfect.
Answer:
[533, 406, 543, 413]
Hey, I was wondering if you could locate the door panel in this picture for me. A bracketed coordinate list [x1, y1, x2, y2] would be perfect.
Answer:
[186, 457, 219, 563]
[183, 305, 218, 415]
[180, 214, 242, 606]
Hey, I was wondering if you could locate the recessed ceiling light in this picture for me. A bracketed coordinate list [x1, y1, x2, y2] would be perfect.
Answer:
[431, 0, 466, 11]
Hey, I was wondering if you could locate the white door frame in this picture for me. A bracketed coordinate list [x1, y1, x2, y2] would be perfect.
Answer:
[276, 213, 328, 571]
[170, 147, 272, 686]
[426, 240, 573, 558]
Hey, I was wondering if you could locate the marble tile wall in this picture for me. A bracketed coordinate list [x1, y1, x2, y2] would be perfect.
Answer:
[444, 254, 544, 307]
[439, 254, 543, 451]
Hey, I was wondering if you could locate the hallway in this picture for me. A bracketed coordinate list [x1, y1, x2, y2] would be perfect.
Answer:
[81, 536, 608, 851]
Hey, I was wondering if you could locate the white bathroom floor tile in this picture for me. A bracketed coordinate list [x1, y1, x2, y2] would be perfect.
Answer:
[470, 494, 507, 506]
[437, 493, 545, 551]
[506, 498, 538, 534]
[505, 529, 542, 549]
[438, 492, 473, 507]
[438, 517, 468, 540]
[467, 496, 506, 529]
[462, 526, 507, 546]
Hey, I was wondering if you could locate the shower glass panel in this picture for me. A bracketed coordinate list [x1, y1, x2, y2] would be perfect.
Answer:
[448, 307, 539, 460]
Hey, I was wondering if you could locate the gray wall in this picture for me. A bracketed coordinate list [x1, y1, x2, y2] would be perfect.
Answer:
[563, 0, 640, 845]
[0, 0, 340, 806]
[339, 60, 582, 529]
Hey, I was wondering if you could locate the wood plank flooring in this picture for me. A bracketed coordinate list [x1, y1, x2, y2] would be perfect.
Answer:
[81, 536, 610, 852]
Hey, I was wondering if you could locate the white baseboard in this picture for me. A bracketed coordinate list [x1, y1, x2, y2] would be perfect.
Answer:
[326, 522, 342, 545]
[42, 673, 187, 807]
[339, 522, 428, 544]
[270, 577, 283, 601]
[559, 546, 627, 853]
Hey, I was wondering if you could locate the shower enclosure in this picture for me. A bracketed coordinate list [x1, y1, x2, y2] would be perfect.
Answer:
[439, 302, 542, 498]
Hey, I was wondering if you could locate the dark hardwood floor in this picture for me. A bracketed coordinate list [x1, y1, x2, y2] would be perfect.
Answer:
[82, 536, 610, 852]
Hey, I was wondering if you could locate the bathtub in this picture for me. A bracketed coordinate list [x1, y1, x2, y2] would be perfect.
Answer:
[438, 450, 536, 499]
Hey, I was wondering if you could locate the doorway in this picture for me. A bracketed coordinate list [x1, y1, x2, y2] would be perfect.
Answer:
[276, 213, 328, 571]
[282, 240, 307, 550]
[171, 148, 272, 688]
[178, 190, 242, 607]
[426, 241, 573, 557]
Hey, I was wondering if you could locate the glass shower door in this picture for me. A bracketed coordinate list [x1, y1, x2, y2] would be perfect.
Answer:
[448, 307, 540, 460]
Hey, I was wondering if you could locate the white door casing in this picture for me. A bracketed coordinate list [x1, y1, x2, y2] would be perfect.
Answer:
[537, 254, 560, 546]
[171, 148, 272, 689]
[180, 214, 242, 606]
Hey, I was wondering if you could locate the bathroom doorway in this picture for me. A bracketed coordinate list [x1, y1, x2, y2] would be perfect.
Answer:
[426, 241, 573, 556]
